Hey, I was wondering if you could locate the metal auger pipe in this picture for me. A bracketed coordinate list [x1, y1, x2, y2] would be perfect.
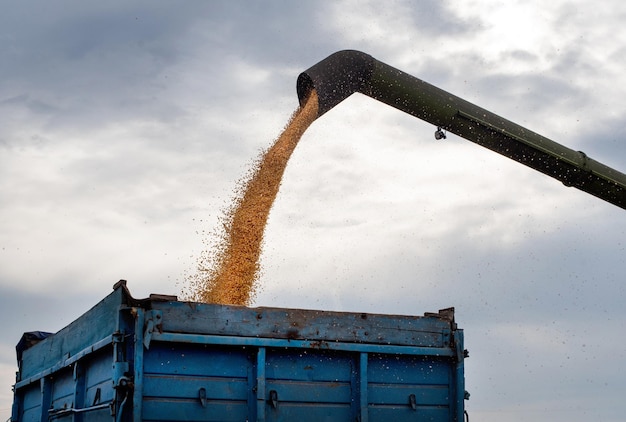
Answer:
[297, 50, 626, 210]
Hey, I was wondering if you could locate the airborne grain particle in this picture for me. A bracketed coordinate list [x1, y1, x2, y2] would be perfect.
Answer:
[185, 90, 319, 305]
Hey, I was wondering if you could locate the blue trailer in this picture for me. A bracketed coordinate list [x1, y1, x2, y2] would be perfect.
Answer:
[12, 281, 467, 421]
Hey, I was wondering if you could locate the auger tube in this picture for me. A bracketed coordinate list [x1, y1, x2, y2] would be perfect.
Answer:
[297, 50, 626, 210]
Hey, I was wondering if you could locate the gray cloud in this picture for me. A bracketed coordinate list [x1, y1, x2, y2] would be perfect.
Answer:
[1, 1, 626, 421]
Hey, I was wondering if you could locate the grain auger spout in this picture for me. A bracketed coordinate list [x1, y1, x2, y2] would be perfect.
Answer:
[297, 50, 626, 210]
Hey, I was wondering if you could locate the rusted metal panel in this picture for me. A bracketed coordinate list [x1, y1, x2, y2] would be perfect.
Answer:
[152, 299, 455, 348]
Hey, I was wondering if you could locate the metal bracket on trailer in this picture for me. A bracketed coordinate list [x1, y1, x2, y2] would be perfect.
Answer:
[143, 310, 163, 349]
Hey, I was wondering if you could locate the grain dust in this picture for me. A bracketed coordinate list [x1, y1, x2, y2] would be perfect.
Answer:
[185, 90, 319, 305]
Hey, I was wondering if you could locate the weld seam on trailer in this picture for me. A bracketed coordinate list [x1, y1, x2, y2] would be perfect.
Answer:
[14, 335, 114, 389]
[150, 332, 456, 357]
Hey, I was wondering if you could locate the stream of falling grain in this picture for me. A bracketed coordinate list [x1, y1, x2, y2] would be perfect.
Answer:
[186, 90, 319, 305]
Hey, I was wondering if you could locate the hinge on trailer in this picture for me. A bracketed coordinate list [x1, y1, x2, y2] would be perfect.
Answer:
[113, 363, 130, 389]
[268, 390, 279, 409]
[143, 310, 163, 350]
[198, 388, 207, 407]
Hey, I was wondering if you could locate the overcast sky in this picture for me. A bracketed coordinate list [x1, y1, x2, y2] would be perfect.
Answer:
[1, 1, 625, 421]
